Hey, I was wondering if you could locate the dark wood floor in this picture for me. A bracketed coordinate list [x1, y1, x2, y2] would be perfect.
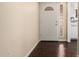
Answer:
[29, 40, 77, 57]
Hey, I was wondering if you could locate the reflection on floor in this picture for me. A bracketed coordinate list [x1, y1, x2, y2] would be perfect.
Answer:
[29, 40, 77, 57]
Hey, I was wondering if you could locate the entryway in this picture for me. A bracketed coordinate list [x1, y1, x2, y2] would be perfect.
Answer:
[40, 2, 78, 42]
[29, 2, 78, 57]
[40, 2, 67, 41]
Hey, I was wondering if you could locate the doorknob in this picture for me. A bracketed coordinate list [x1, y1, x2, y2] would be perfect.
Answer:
[75, 9, 77, 18]
[56, 21, 57, 23]
[56, 21, 57, 25]
[55, 24, 57, 25]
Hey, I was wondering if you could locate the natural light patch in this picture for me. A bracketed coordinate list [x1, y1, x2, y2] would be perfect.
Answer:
[58, 43, 65, 57]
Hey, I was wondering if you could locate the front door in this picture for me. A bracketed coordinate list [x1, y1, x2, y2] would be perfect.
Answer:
[40, 2, 58, 41]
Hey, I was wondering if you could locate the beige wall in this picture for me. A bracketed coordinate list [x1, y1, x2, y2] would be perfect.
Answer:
[0, 2, 39, 57]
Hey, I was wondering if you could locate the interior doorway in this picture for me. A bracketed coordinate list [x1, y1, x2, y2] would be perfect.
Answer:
[67, 2, 78, 42]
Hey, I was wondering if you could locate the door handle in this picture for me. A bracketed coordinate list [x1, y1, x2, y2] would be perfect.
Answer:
[75, 9, 77, 18]
[55, 24, 57, 25]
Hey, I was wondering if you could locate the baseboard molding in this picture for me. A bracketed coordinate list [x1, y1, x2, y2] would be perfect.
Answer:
[25, 40, 40, 57]
[40, 39, 67, 42]
[40, 39, 58, 41]
[59, 40, 67, 42]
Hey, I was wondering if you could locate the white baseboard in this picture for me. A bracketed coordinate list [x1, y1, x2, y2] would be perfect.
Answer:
[59, 39, 67, 42]
[40, 39, 67, 42]
[40, 39, 58, 41]
[25, 40, 40, 57]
